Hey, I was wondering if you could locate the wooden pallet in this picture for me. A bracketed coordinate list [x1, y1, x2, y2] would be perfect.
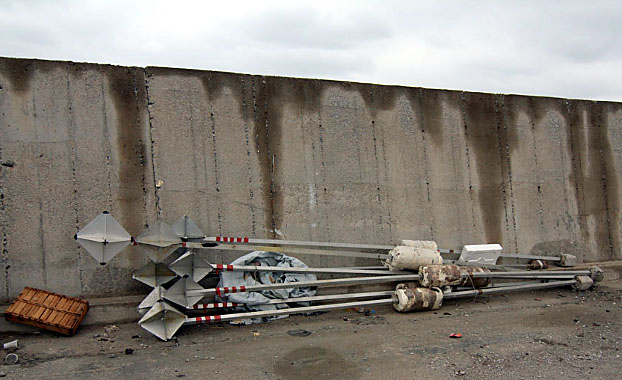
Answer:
[4, 287, 89, 336]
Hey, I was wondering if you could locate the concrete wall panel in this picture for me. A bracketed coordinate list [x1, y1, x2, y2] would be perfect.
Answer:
[1, 57, 621, 299]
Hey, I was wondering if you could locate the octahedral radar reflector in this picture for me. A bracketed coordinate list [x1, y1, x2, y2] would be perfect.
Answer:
[169, 251, 213, 282]
[134, 221, 182, 262]
[132, 261, 178, 288]
[75, 212, 131, 265]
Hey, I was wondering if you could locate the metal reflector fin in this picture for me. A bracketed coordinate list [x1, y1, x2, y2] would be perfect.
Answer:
[169, 251, 213, 282]
[135, 221, 182, 262]
[133, 262, 178, 288]
[138, 302, 186, 341]
[163, 277, 206, 308]
[76, 212, 131, 264]
[137, 286, 166, 315]
[172, 216, 205, 240]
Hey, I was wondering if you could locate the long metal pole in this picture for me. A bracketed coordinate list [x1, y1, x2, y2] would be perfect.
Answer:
[189, 290, 395, 310]
[203, 236, 393, 251]
[201, 236, 562, 262]
[189, 242, 389, 260]
[445, 279, 577, 299]
[182, 270, 586, 298]
[184, 274, 422, 297]
[185, 279, 579, 325]
[211, 263, 401, 276]
[186, 298, 395, 325]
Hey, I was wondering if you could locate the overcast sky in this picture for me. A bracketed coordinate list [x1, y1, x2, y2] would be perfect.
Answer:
[1, 0, 621, 101]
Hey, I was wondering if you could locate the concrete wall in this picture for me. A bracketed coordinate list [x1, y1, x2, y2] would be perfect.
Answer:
[1, 57, 621, 300]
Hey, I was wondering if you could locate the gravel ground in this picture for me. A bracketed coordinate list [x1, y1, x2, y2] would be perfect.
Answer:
[1, 281, 621, 379]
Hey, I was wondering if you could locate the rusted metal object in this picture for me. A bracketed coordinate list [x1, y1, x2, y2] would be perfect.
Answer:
[528, 260, 549, 270]
[419, 265, 462, 287]
[572, 275, 594, 291]
[459, 267, 491, 288]
[590, 266, 604, 282]
[393, 286, 443, 312]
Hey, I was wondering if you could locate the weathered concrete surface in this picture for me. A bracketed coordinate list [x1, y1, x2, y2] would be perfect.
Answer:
[1, 281, 621, 379]
[1, 57, 621, 299]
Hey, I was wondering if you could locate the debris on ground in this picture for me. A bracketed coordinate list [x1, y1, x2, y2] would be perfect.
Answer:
[4, 287, 89, 336]
[287, 329, 312, 337]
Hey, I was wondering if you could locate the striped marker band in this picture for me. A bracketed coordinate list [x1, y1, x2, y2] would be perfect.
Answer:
[192, 302, 239, 309]
[194, 315, 222, 324]
[215, 264, 235, 271]
[215, 236, 250, 243]
[215, 286, 247, 296]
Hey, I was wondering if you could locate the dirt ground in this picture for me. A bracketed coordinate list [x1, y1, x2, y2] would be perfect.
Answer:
[1, 281, 621, 379]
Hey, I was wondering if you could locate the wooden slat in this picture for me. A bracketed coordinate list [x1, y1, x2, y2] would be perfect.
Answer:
[4, 287, 89, 335]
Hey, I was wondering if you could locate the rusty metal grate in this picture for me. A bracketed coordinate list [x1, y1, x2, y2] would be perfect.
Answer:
[4, 287, 89, 336]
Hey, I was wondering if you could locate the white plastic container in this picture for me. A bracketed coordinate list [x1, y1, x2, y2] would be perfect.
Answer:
[458, 244, 503, 265]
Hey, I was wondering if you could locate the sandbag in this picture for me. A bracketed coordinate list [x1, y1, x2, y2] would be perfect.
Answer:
[419, 264, 462, 287]
[385, 241, 442, 271]
[393, 286, 443, 312]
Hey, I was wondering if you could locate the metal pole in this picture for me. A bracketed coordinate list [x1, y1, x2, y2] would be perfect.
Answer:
[189, 290, 395, 310]
[211, 263, 401, 276]
[186, 298, 395, 325]
[202, 236, 562, 262]
[203, 236, 394, 251]
[184, 274, 422, 298]
[445, 279, 577, 299]
[187, 242, 389, 260]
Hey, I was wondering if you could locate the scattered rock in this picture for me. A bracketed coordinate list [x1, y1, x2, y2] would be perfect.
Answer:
[104, 325, 119, 334]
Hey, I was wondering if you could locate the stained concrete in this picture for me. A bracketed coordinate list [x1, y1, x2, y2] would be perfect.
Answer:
[1, 57, 621, 300]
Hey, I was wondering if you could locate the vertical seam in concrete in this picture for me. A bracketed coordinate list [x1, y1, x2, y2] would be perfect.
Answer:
[417, 89, 436, 240]
[492, 96, 511, 246]
[0, 94, 8, 298]
[143, 69, 161, 218]
[379, 120, 394, 241]
[260, 77, 277, 238]
[32, 68, 47, 289]
[596, 105, 615, 257]
[100, 70, 113, 212]
[207, 89, 223, 235]
[305, 106, 321, 241]
[317, 109, 331, 240]
[131, 71, 148, 225]
[189, 103, 201, 223]
[527, 97, 546, 238]
[370, 119, 385, 238]
[499, 96, 518, 252]
[243, 77, 256, 237]
[66, 66, 84, 291]
[459, 92, 478, 232]
[564, 100, 585, 233]
[0, 163, 8, 300]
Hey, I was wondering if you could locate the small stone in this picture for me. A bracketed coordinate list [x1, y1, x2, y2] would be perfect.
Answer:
[132, 335, 141, 339]
[125, 348, 134, 355]
[0, 370, 6, 377]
